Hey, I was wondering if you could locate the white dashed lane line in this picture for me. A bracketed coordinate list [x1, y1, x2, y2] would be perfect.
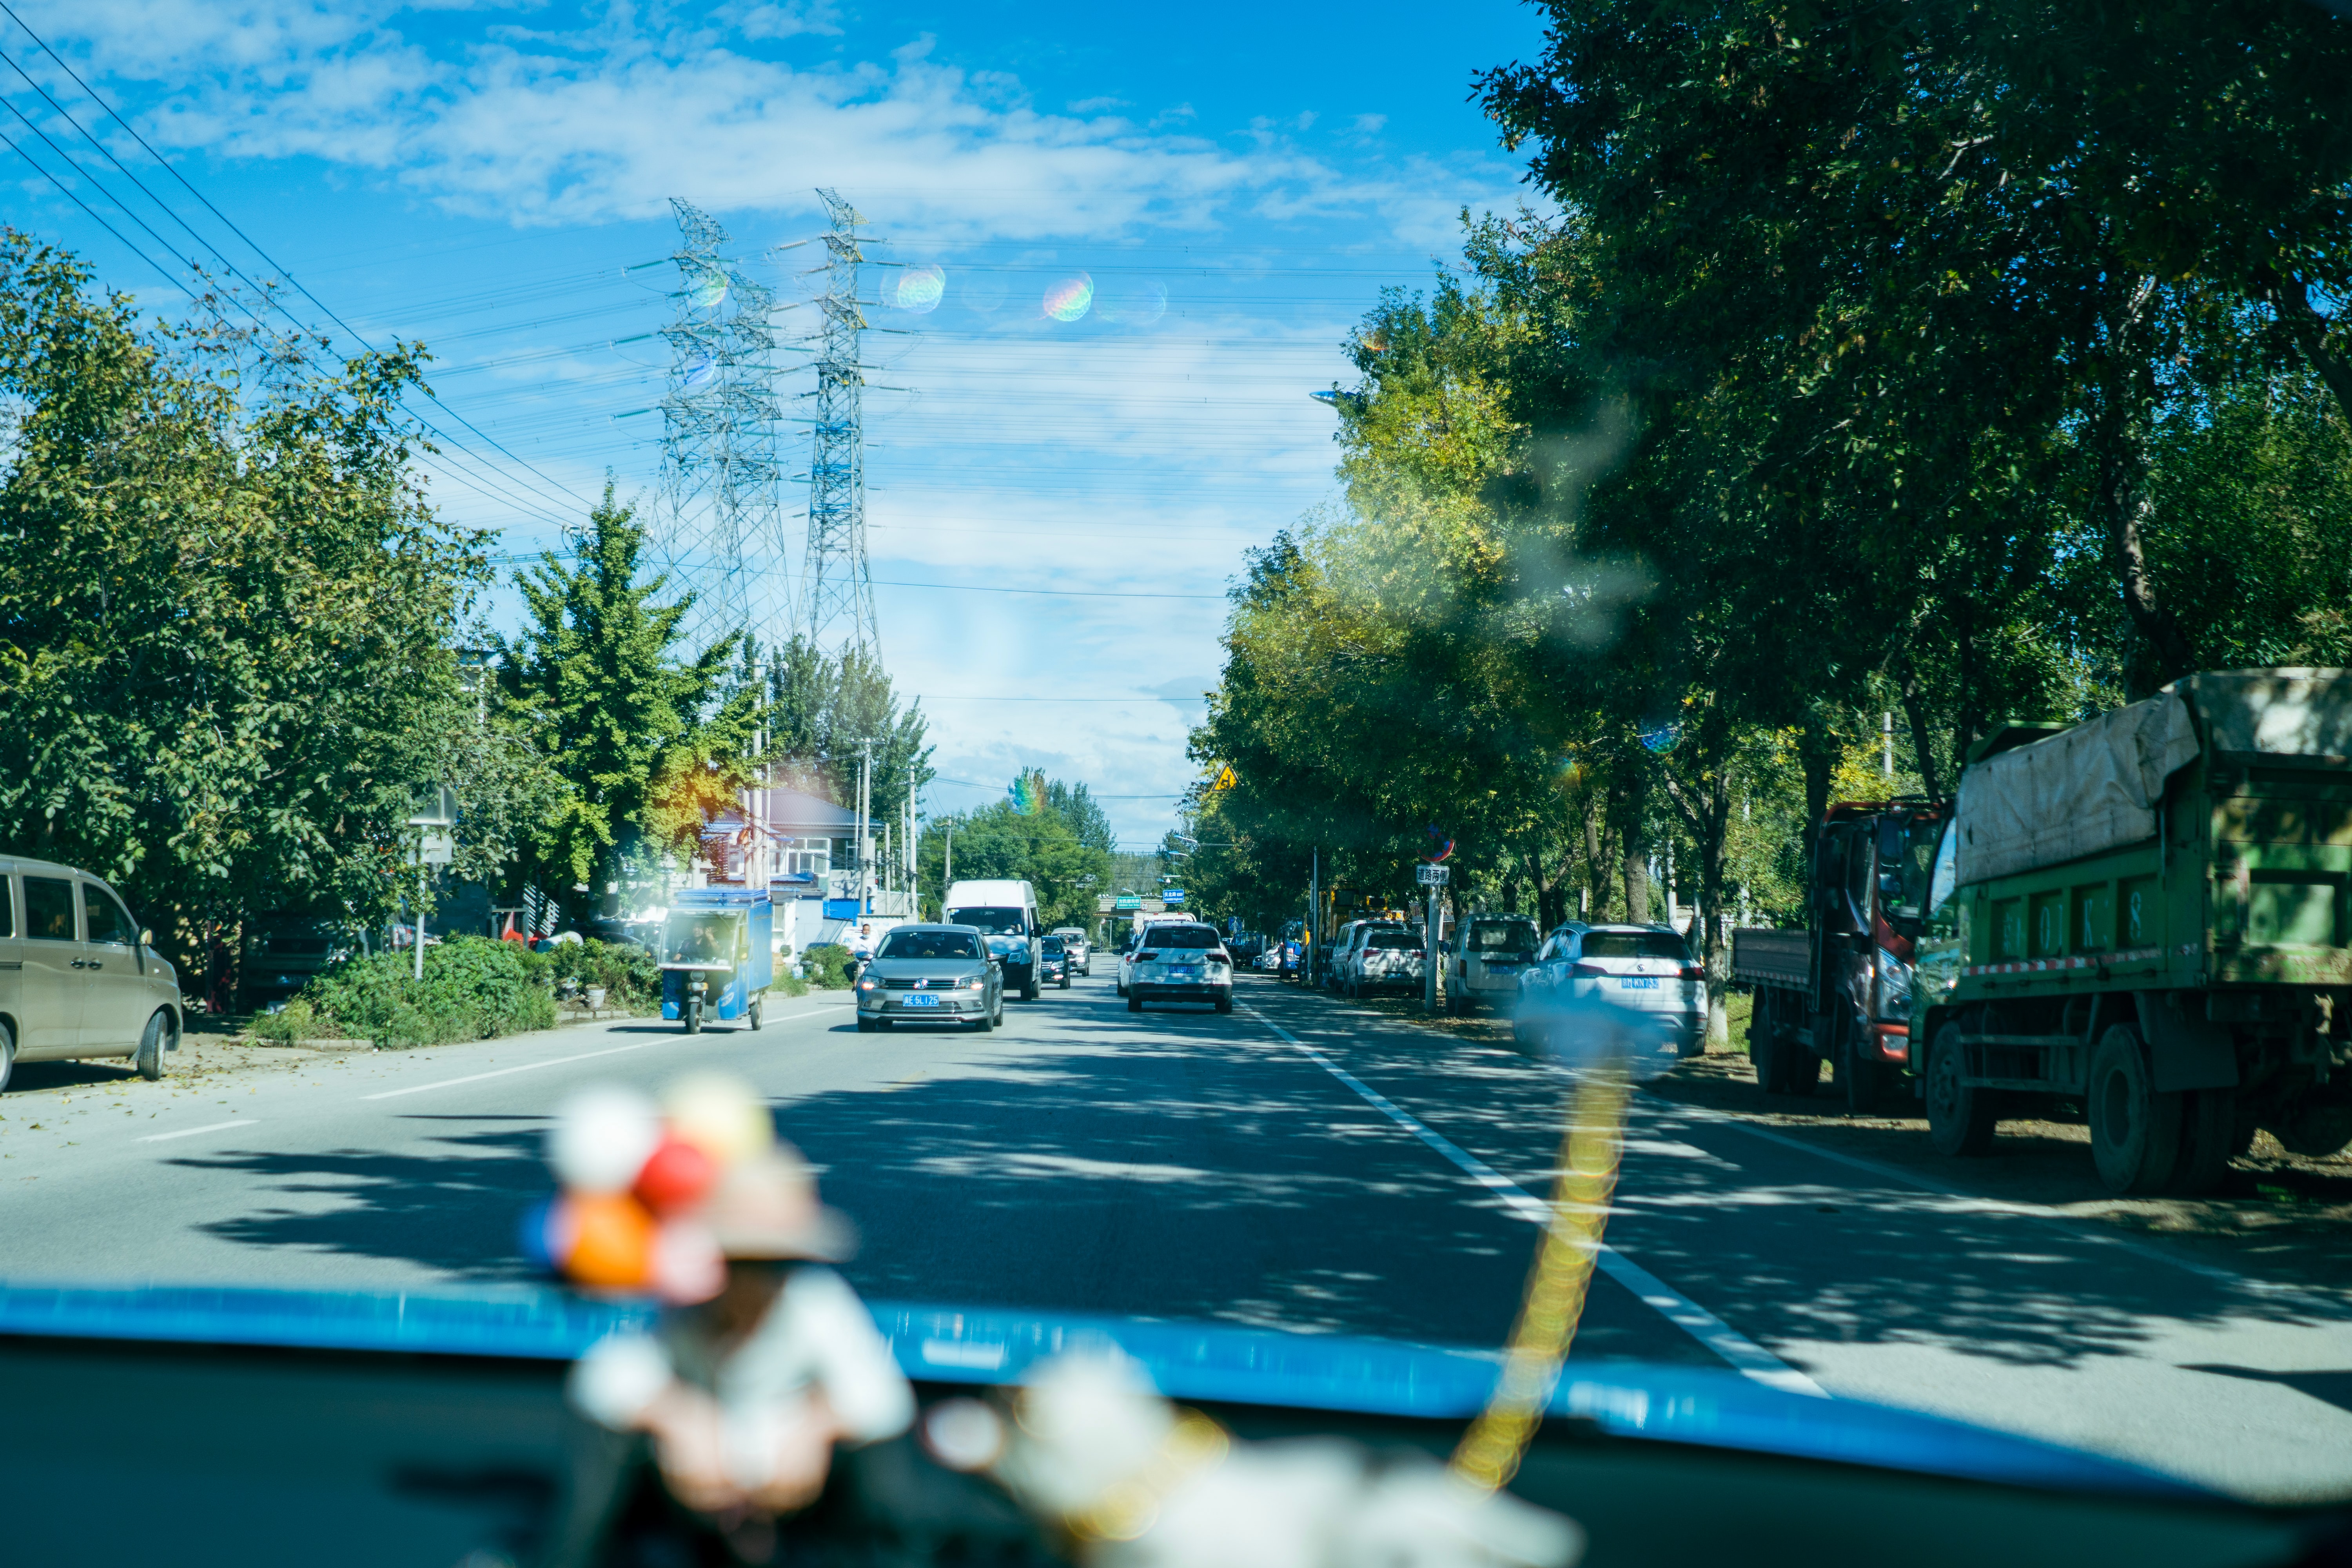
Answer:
[358, 1005, 857, 1102]
[135, 1118, 262, 1144]
[1241, 1004, 1826, 1396]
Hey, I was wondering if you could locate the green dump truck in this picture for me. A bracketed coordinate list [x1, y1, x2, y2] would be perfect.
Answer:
[1911, 668, 2352, 1194]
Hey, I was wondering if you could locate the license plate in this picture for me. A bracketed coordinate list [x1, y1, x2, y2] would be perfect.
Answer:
[1619, 977, 1657, 990]
[1171, 967, 1198, 979]
[904, 994, 941, 1007]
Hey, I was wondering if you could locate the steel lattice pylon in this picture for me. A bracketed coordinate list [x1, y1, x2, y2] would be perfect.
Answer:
[802, 188, 878, 655]
[648, 199, 792, 654]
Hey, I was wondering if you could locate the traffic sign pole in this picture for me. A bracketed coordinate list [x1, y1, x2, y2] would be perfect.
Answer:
[1416, 860, 1449, 1013]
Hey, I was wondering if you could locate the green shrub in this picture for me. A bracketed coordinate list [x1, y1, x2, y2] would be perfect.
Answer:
[246, 997, 332, 1044]
[802, 943, 855, 989]
[539, 937, 662, 1012]
[307, 936, 559, 1049]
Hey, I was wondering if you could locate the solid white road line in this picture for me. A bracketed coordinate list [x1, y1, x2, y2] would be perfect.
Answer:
[1242, 1004, 1826, 1396]
[136, 1118, 261, 1143]
[360, 1005, 857, 1102]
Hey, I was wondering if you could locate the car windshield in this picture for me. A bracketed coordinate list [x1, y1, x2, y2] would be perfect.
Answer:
[1580, 931, 1690, 961]
[875, 929, 979, 961]
[947, 906, 1028, 935]
[22, 12, 2347, 1534]
[661, 911, 744, 964]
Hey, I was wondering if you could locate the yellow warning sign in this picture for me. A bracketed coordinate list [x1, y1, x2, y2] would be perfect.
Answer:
[1211, 765, 1238, 791]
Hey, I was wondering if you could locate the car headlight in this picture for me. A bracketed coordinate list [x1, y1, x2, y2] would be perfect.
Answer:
[1875, 949, 1912, 1018]
[858, 977, 878, 992]
[960, 975, 985, 990]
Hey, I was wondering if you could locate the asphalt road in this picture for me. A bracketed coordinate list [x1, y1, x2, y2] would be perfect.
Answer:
[2, 966, 2348, 1502]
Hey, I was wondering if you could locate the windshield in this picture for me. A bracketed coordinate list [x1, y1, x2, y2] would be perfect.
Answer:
[23, 7, 2344, 1528]
[947, 906, 1028, 935]
[875, 929, 979, 961]
[661, 911, 745, 965]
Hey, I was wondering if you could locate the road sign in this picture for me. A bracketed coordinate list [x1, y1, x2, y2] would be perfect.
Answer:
[1114, 895, 1142, 911]
[1211, 765, 1238, 791]
[1163, 886, 1186, 903]
[1416, 863, 1450, 886]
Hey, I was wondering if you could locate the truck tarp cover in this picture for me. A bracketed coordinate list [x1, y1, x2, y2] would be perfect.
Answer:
[2171, 668, 2352, 762]
[1956, 693, 2200, 884]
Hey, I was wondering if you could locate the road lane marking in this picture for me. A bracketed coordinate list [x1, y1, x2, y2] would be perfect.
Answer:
[1241, 1004, 1824, 1396]
[360, 1006, 857, 1101]
[136, 1119, 261, 1143]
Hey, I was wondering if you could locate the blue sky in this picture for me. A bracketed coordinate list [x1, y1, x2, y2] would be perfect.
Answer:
[3, 0, 1546, 846]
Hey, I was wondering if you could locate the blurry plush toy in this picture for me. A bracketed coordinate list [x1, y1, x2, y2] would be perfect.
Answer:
[535, 1073, 914, 1517]
[946, 1354, 1583, 1568]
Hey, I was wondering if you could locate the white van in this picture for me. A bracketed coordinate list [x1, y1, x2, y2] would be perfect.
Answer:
[944, 879, 1043, 1000]
[0, 857, 183, 1090]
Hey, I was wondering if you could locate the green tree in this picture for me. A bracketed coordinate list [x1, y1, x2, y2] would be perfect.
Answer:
[498, 483, 748, 902]
[0, 231, 519, 965]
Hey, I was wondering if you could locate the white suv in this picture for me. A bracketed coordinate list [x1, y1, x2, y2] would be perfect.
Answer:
[1050, 926, 1091, 976]
[1124, 923, 1234, 1014]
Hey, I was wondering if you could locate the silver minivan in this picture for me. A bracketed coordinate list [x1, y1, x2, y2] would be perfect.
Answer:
[0, 857, 183, 1090]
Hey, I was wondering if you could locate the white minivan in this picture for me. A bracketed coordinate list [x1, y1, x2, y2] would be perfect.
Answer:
[0, 857, 183, 1090]
[944, 878, 1043, 1000]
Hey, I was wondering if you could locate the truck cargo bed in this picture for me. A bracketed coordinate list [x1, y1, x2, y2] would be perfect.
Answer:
[1731, 927, 1811, 988]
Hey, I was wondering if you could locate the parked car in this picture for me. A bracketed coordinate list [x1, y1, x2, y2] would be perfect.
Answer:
[1125, 922, 1235, 1014]
[1514, 922, 1706, 1062]
[855, 924, 1004, 1033]
[1345, 927, 1426, 998]
[0, 856, 183, 1089]
[1329, 919, 1406, 994]
[1038, 935, 1072, 989]
[1446, 914, 1542, 1016]
[1049, 926, 1092, 975]
[239, 915, 363, 1012]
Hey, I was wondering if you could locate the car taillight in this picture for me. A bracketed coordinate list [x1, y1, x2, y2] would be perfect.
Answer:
[1679, 964, 1705, 981]
[1570, 962, 1609, 977]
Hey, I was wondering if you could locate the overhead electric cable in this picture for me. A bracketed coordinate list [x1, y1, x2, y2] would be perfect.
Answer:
[0, 0, 592, 516]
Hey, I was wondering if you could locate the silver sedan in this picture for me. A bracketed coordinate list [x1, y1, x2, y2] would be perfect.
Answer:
[855, 924, 1004, 1033]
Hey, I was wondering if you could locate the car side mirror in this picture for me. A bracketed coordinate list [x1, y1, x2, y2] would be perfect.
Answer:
[139, 927, 153, 947]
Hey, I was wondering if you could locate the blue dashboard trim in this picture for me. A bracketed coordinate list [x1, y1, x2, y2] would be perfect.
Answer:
[0, 1282, 2199, 1500]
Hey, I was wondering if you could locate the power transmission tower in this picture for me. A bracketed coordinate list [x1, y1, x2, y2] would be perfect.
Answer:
[802, 189, 879, 655]
[648, 199, 793, 654]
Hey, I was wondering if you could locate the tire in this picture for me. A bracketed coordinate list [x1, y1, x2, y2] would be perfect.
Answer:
[1751, 995, 1786, 1094]
[135, 1009, 172, 1082]
[684, 1000, 703, 1036]
[1834, 1024, 1881, 1114]
[1215, 993, 1233, 1015]
[1128, 993, 1143, 1013]
[1117, 980, 1129, 998]
[857, 1014, 877, 1034]
[748, 1000, 764, 1032]
[1023, 978, 1040, 1002]
[971, 1007, 993, 1033]
[2088, 1025, 2182, 1194]
[0, 1019, 14, 1093]
[1061, 975, 1072, 990]
[1924, 1024, 1997, 1156]
[2170, 1088, 2237, 1195]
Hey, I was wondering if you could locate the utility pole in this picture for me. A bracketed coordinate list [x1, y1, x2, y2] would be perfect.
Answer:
[804, 189, 880, 655]
[1307, 849, 1318, 985]
[856, 740, 873, 914]
[1883, 711, 1895, 779]
[944, 822, 954, 902]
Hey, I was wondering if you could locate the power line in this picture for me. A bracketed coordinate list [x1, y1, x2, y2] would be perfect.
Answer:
[0, 0, 592, 519]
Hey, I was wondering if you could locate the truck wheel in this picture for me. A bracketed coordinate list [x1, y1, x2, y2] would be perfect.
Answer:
[1751, 997, 1786, 1093]
[2169, 1089, 2238, 1194]
[1833, 1025, 1880, 1114]
[1024, 978, 1040, 1002]
[2089, 1025, 2182, 1194]
[748, 1000, 764, 1032]
[1924, 1025, 1996, 1156]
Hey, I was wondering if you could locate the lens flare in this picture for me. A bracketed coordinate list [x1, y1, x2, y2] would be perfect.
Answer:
[1098, 278, 1168, 326]
[893, 263, 946, 313]
[1042, 272, 1094, 323]
[686, 265, 728, 311]
[681, 354, 717, 390]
